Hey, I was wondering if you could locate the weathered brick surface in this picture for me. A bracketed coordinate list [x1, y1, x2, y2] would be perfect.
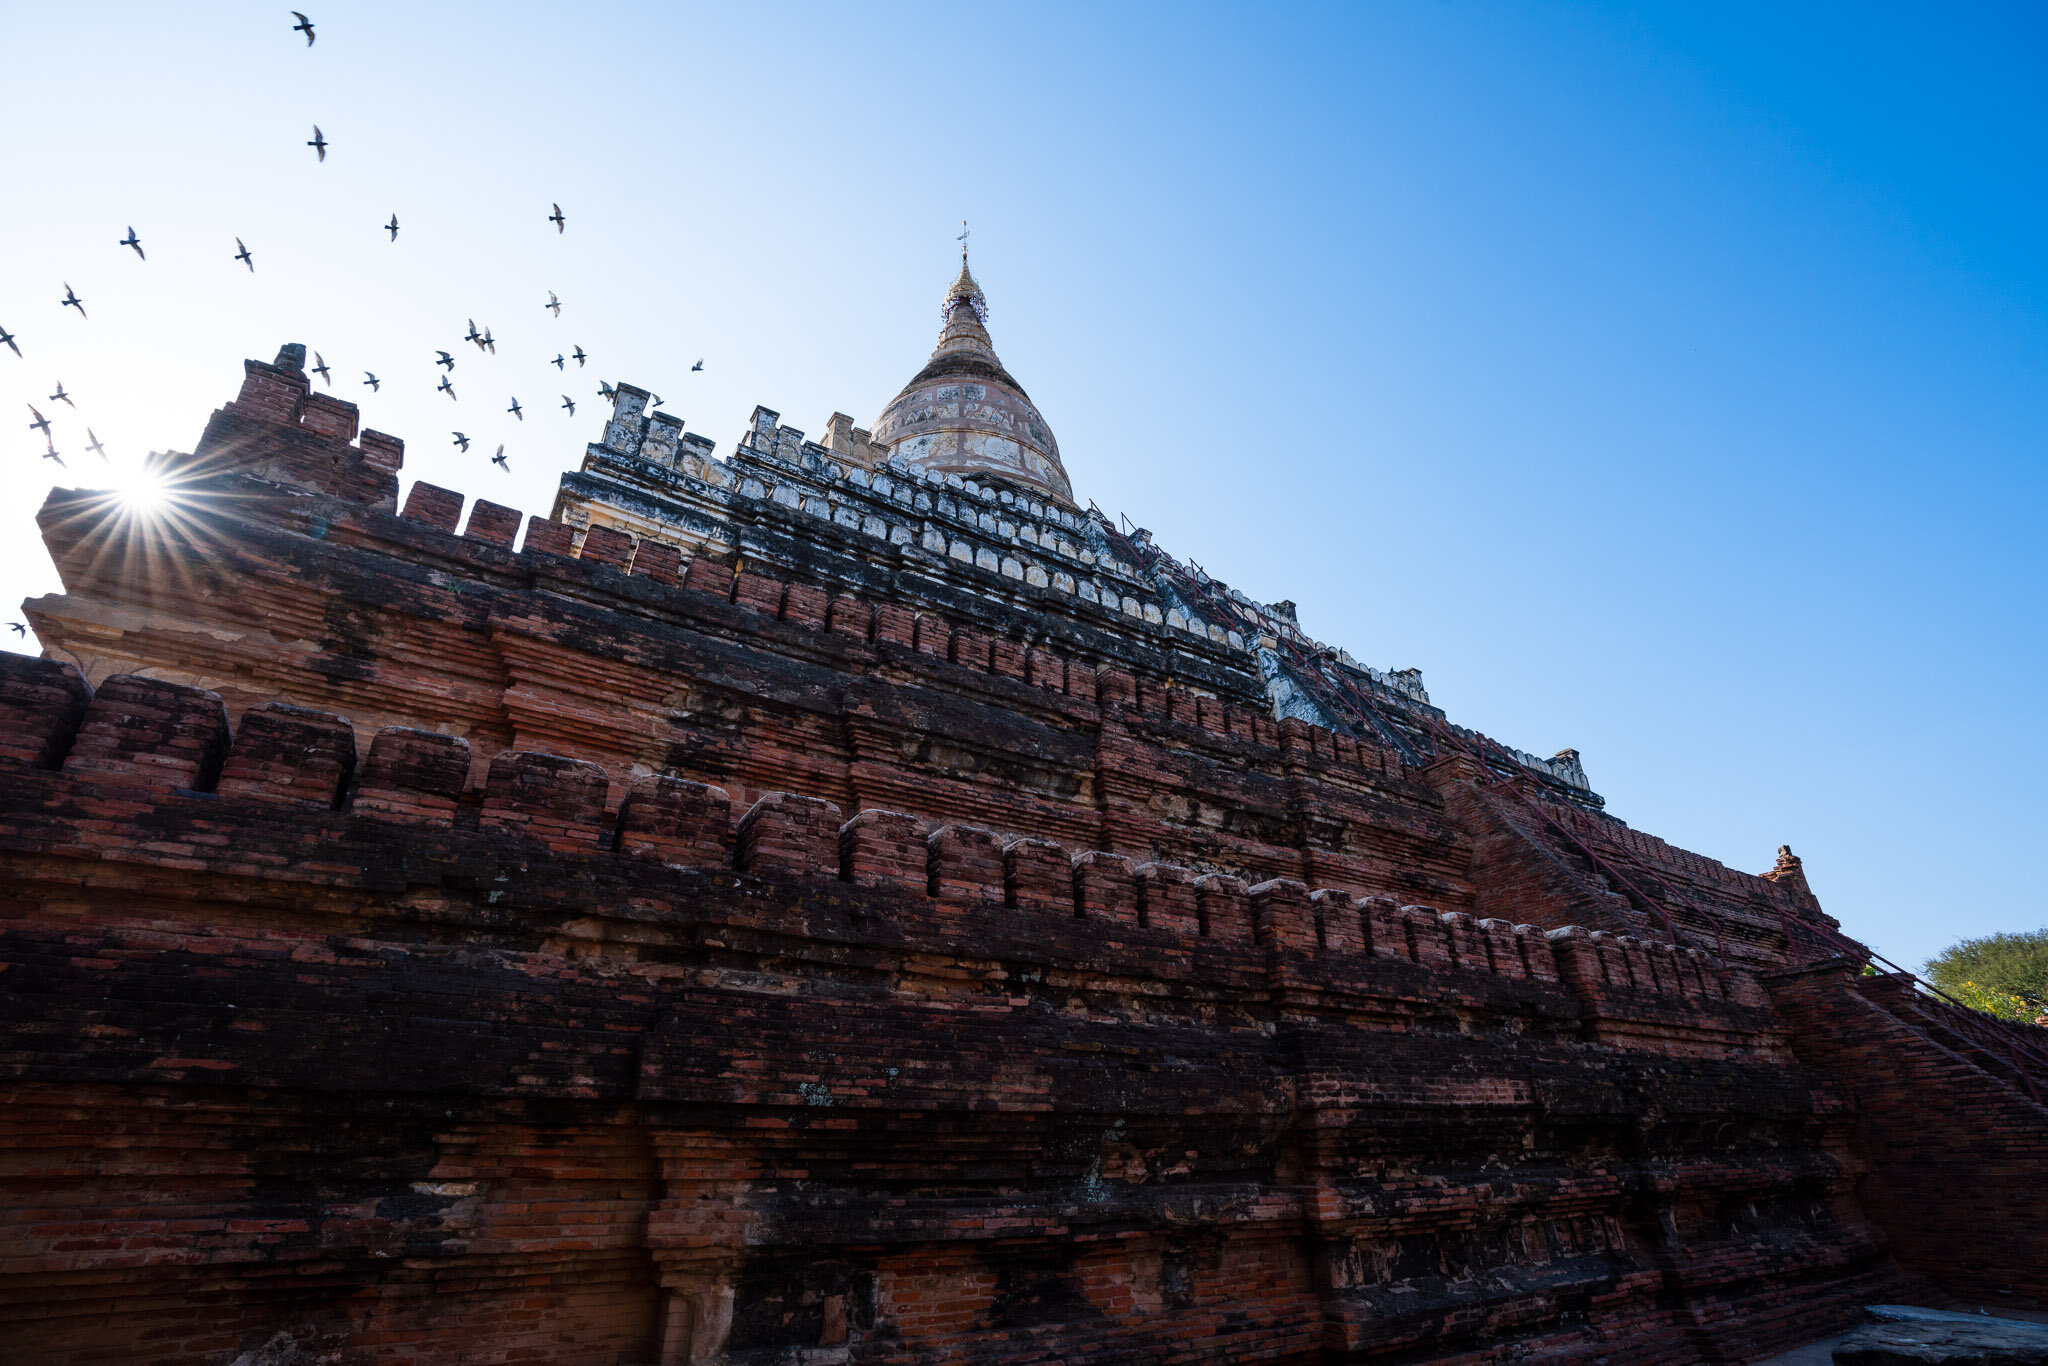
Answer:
[736, 790, 841, 875]
[928, 823, 1004, 904]
[61, 673, 229, 792]
[401, 480, 463, 532]
[0, 652, 91, 769]
[1769, 962, 2048, 1302]
[216, 702, 356, 808]
[1003, 836, 1070, 913]
[461, 498, 522, 547]
[1073, 848, 1137, 925]
[578, 523, 635, 571]
[630, 538, 683, 585]
[522, 516, 574, 556]
[0, 750, 1910, 1364]
[839, 808, 925, 891]
[352, 725, 470, 821]
[2, 346, 2025, 1365]
[617, 773, 730, 866]
[480, 750, 610, 850]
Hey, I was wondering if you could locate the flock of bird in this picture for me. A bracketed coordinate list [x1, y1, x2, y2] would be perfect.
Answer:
[8, 10, 708, 477]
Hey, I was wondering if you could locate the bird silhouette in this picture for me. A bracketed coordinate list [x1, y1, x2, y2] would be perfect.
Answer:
[6, 623, 24, 638]
[572, 345, 586, 367]
[492, 445, 509, 470]
[291, 11, 315, 45]
[61, 284, 86, 319]
[385, 214, 399, 241]
[438, 376, 456, 400]
[0, 325, 17, 358]
[308, 125, 328, 162]
[549, 203, 565, 233]
[561, 395, 575, 415]
[310, 352, 332, 385]
[235, 238, 254, 272]
[84, 429, 107, 462]
[598, 381, 616, 401]
[546, 291, 561, 317]
[481, 327, 496, 354]
[27, 405, 52, 440]
[691, 359, 704, 372]
[507, 397, 523, 420]
[362, 372, 380, 392]
[551, 353, 565, 370]
[451, 431, 470, 452]
[464, 319, 483, 348]
[49, 382, 72, 408]
[120, 226, 144, 260]
[436, 350, 456, 371]
[650, 393, 664, 408]
[42, 447, 65, 468]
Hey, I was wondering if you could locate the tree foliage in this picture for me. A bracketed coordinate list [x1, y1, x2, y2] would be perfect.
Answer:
[1924, 928, 2048, 1021]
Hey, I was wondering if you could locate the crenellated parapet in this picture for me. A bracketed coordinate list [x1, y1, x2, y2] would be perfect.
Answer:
[0, 655, 1777, 1057]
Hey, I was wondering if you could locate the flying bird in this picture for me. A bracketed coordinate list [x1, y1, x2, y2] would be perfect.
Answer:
[649, 393, 664, 408]
[0, 325, 17, 357]
[362, 371, 379, 392]
[235, 238, 254, 271]
[84, 429, 107, 461]
[507, 397, 523, 420]
[307, 125, 328, 162]
[27, 405, 52, 440]
[691, 359, 703, 372]
[451, 431, 469, 452]
[120, 226, 144, 260]
[60, 284, 86, 319]
[491, 445, 509, 470]
[6, 623, 24, 638]
[560, 395, 575, 415]
[464, 319, 483, 348]
[435, 350, 456, 371]
[546, 291, 561, 317]
[549, 203, 565, 233]
[437, 376, 456, 400]
[49, 382, 72, 408]
[291, 11, 315, 45]
[551, 353, 565, 370]
[385, 214, 399, 241]
[481, 327, 495, 354]
[598, 381, 616, 401]
[571, 345, 586, 367]
[310, 352, 332, 385]
[43, 447, 65, 468]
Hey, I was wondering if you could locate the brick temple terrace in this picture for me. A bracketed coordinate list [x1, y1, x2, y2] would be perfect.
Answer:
[3, 257, 2044, 1365]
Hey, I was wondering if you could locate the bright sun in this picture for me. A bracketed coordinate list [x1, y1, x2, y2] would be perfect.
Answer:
[111, 465, 172, 515]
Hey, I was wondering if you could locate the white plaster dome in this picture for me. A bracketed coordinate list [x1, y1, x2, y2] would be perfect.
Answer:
[870, 256, 1074, 507]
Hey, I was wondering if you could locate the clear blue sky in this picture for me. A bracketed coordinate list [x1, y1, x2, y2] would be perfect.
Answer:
[1, 3, 2042, 972]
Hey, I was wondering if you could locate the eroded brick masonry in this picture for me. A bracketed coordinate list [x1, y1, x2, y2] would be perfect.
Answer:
[5, 263, 2044, 1365]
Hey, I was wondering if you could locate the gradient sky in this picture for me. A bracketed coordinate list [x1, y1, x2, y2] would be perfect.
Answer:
[1, 2, 2042, 973]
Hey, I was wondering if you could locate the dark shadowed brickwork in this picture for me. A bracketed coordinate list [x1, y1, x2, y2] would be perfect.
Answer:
[3, 340, 2043, 1365]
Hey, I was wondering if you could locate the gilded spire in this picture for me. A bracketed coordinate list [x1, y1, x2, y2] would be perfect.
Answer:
[946, 219, 986, 321]
[946, 254, 987, 320]
[934, 249, 994, 356]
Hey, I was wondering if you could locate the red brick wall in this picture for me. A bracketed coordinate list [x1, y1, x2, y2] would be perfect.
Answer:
[1768, 961, 2048, 1303]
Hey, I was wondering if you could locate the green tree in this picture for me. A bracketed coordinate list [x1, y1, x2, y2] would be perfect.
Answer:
[1924, 928, 2048, 1021]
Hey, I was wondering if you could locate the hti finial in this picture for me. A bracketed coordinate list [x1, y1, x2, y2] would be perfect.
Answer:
[957, 219, 970, 263]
